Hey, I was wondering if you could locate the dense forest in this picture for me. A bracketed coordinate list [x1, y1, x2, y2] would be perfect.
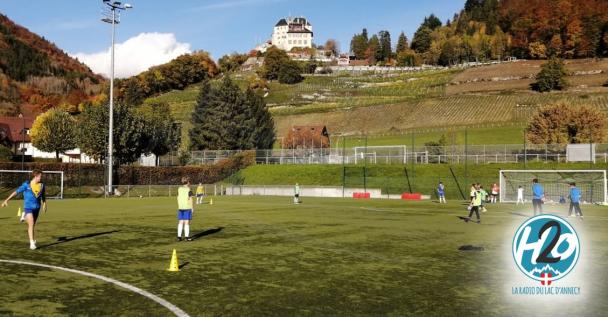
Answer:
[0, 14, 104, 116]
[351, 0, 608, 66]
[116, 51, 219, 106]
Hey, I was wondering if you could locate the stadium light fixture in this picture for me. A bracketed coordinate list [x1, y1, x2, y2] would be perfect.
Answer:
[101, 0, 132, 196]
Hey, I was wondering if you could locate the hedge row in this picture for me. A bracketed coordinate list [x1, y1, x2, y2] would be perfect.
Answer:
[0, 151, 254, 186]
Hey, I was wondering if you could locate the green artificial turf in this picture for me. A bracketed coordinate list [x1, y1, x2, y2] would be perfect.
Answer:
[0, 196, 606, 316]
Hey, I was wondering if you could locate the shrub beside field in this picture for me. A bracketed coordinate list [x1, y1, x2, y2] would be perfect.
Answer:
[0, 152, 254, 187]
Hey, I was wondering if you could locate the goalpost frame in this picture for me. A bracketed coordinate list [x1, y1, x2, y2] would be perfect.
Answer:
[0, 170, 64, 199]
[499, 170, 607, 204]
[353, 146, 407, 164]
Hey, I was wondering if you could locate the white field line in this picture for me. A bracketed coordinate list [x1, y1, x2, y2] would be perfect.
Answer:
[0, 259, 190, 317]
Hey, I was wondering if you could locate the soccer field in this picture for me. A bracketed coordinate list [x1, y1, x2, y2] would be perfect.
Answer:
[0, 196, 606, 316]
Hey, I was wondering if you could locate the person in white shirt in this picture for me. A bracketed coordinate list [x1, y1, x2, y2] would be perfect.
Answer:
[517, 185, 525, 205]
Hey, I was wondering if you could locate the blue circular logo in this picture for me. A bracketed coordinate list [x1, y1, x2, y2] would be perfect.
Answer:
[512, 215, 580, 284]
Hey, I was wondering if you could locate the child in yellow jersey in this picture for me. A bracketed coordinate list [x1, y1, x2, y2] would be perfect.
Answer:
[195, 183, 205, 205]
[177, 177, 194, 241]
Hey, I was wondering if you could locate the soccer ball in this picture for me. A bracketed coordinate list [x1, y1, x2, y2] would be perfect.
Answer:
[467, 205, 472, 211]
[139, 195, 143, 199]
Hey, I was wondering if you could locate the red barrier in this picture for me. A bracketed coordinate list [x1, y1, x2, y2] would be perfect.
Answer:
[353, 192, 371, 199]
[401, 193, 422, 200]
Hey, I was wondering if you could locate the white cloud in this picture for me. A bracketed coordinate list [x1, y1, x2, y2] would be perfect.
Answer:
[72, 32, 192, 78]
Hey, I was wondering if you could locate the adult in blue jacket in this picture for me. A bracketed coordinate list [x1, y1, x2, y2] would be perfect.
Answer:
[2, 169, 46, 250]
[568, 182, 583, 219]
[532, 178, 544, 216]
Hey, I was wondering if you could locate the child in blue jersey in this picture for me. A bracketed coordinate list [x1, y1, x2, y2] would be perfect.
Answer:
[437, 182, 446, 203]
[176, 177, 194, 241]
[532, 178, 544, 216]
[2, 169, 46, 250]
[568, 182, 583, 219]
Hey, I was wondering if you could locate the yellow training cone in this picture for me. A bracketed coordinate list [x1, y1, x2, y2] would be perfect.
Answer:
[17, 207, 22, 217]
[168, 249, 180, 272]
[210, 198, 214, 205]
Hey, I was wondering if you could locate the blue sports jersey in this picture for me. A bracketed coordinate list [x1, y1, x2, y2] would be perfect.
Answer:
[570, 187, 581, 203]
[16, 181, 45, 210]
[532, 183, 544, 199]
[437, 185, 445, 195]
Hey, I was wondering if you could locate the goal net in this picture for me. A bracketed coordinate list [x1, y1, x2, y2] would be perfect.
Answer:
[499, 170, 607, 204]
[353, 146, 406, 164]
[0, 170, 64, 200]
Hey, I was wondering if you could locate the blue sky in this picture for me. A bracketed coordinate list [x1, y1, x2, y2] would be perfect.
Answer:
[0, 0, 465, 76]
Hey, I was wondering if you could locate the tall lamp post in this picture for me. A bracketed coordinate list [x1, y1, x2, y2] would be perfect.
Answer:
[101, 0, 132, 195]
[18, 113, 25, 170]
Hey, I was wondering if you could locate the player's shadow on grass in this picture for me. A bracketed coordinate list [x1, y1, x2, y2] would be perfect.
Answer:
[508, 212, 530, 218]
[37, 230, 120, 249]
[190, 227, 224, 241]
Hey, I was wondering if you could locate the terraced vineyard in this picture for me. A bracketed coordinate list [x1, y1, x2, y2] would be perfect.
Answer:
[265, 70, 455, 115]
[145, 60, 608, 150]
[274, 92, 608, 137]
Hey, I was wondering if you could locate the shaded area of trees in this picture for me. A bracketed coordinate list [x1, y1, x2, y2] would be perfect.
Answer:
[532, 58, 569, 92]
[190, 78, 275, 151]
[116, 52, 219, 106]
[258, 46, 304, 84]
[0, 14, 104, 114]
[218, 53, 249, 73]
[500, 0, 608, 58]
[350, 0, 608, 66]
[77, 103, 178, 166]
[30, 108, 77, 161]
[526, 103, 607, 144]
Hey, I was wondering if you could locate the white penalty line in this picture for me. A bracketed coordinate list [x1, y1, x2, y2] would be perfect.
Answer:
[0, 259, 190, 317]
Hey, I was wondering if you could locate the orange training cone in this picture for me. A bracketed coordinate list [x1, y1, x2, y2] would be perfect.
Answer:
[168, 249, 180, 272]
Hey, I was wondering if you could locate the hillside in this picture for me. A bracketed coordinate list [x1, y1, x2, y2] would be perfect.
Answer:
[0, 14, 104, 116]
[148, 58, 608, 148]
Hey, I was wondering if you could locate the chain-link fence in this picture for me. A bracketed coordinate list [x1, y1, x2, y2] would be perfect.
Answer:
[158, 144, 608, 166]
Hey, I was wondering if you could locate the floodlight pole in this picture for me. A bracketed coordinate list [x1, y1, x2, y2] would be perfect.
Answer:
[107, 8, 116, 196]
[102, 1, 132, 196]
[19, 113, 24, 170]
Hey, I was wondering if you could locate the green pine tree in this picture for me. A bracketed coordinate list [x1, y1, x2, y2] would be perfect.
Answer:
[532, 58, 569, 92]
[189, 77, 275, 151]
[244, 88, 275, 149]
[396, 32, 409, 54]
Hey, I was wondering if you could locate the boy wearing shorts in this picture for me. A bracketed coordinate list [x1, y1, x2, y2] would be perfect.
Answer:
[177, 177, 194, 241]
[2, 169, 46, 250]
[437, 182, 446, 204]
[196, 183, 205, 205]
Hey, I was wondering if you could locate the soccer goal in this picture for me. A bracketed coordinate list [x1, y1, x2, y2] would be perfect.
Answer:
[0, 170, 64, 199]
[499, 170, 607, 204]
[353, 146, 406, 164]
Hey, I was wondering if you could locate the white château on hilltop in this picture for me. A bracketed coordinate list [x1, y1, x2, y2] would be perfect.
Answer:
[271, 17, 314, 51]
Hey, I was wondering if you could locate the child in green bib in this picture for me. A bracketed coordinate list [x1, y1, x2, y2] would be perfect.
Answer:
[177, 177, 194, 241]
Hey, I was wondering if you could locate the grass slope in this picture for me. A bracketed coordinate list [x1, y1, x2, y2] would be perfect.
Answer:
[0, 197, 606, 316]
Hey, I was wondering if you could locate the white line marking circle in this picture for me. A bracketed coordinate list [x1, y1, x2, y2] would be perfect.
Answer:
[0, 259, 190, 317]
